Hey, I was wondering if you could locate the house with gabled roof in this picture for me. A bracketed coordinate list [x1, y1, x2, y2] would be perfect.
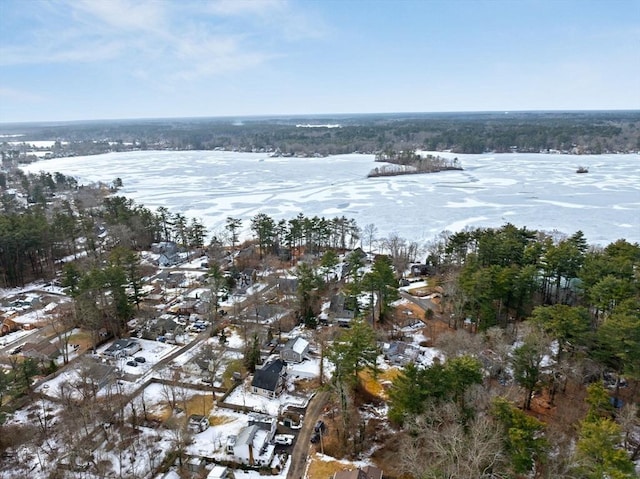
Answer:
[103, 339, 141, 358]
[22, 340, 59, 360]
[280, 336, 309, 363]
[333, 465, 383, 479]
[226, 421, 275, 466]
[251, 359, 287, 398]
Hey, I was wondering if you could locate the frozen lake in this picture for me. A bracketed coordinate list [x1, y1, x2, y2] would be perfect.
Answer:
[23, 150, 640, 247]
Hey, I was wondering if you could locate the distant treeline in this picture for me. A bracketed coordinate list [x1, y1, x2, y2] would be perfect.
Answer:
[2, 111, 639, 158]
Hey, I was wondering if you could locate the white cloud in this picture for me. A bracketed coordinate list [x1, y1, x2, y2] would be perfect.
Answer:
[0, 86, 44, 103]
[203, 0, 288, 17]
[71, 0, 167, 33]
[0, 39, 124, 66]
[0, 0, 324, 83]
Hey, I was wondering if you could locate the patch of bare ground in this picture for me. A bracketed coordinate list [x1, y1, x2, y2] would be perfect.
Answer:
[294, 377, 322, 394]
[67, 330, 94, 352]
[306, 453, 351, 479]
[531, 382, 585, 425]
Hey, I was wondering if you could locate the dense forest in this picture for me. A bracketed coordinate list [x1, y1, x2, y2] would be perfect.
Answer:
[2, 110, 639, 158]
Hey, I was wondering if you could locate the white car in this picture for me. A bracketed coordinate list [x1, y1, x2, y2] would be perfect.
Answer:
[274, 434, 294, 446]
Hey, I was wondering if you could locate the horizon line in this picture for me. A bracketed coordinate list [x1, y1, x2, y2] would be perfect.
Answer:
[2, 108, 640, 127]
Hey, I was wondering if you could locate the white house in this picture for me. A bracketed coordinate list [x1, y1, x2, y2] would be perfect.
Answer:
[279, 336, 310, 363]
[226, 423, 275, 467]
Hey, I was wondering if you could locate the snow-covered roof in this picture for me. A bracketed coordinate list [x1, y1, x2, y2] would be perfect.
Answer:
[285, 336, 309, 355]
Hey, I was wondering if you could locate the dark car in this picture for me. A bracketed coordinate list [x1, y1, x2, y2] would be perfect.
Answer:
[314, 420, 326, 433]
[134, 356, 146, 363]
[310, 433, 320, 444]
[126, 360, 138, 367]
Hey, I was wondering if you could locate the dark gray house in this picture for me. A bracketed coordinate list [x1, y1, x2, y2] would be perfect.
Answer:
[251, 359, 287, 398]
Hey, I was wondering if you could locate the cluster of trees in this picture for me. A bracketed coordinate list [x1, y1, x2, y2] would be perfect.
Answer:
[245, 212, 361, 260]
[3, 111, 638, 159]
[435, 225, 636, 328]
[0, 176, 208, 287]
[102, 197, 207, 252]
[434, 224, 639, 407]
[370, 149, 462, 177]
[374, 225, 638, 477]
[0, 169, 84, 286]
[384, 322, 639, 478]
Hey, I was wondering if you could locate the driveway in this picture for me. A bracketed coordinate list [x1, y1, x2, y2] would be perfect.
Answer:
[287, 390, 330, 479]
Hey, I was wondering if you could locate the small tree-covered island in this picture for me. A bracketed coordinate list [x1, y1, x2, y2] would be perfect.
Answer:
[368, 150, 463, 177]
[0, 113, 639, 479]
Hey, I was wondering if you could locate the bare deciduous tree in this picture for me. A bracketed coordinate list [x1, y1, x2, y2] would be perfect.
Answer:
[399, 403, 506, 479]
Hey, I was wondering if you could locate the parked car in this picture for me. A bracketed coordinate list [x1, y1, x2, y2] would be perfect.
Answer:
[274, 434, 294, 446]
[310, 433, 320, 444]
[314, 420, 326, 433]
[126, 360, 138, 367]
[134, 356, 146, 363]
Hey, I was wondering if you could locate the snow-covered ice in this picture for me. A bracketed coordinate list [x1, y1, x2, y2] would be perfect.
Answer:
[21, 150, 640, 246]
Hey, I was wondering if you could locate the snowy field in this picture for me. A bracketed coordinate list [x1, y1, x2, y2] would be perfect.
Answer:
[22, 150, 640, 246]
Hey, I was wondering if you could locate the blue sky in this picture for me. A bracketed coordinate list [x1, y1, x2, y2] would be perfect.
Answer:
[1, 0, 638, 123]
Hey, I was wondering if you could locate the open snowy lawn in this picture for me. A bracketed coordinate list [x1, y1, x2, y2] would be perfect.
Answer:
[21, 150, 640, 246]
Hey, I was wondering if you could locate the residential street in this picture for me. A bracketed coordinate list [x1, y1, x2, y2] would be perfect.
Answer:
[287, 390, 330, 479]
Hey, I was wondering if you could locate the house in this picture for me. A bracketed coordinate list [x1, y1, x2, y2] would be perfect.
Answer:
[276, 277, 298, 294]
[0, 314, 19, 335]
[207, 465, 229, 479]
[239, 268, 257, 287]
[188, 414, 209, 433]
[410, 263, 431, 277]
[248, 412, 277, 440]
[140, 315, 184, 341]
[170, 299, 197, 316]
[333, 466, 384, 479]
[103, 339, 141, 358]
[151, 241, 179, 255]
[226, 422, 275, 466]
[382, 341, 419, 366]
[280, 337, 309, 363]
[73, 358, 117, 392]
[251, 359, 287, 398]
[329, 293, 356, 327]
[22, 340, 59, 360]
[158, 252, 180, 267]
[185, 456, 206, 473]
[339, 248, 369, 278]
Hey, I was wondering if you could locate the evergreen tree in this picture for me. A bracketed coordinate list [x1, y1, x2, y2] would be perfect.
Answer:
[327, 318, 378, 388]
[492, 397, 548, 475]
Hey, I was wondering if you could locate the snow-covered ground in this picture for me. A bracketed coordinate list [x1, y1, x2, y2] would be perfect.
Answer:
[224, 381, 312, 417]
[21, 150, 640, 246]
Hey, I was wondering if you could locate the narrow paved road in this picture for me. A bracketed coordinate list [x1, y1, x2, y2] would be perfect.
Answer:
[287, 390, 330, 479]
